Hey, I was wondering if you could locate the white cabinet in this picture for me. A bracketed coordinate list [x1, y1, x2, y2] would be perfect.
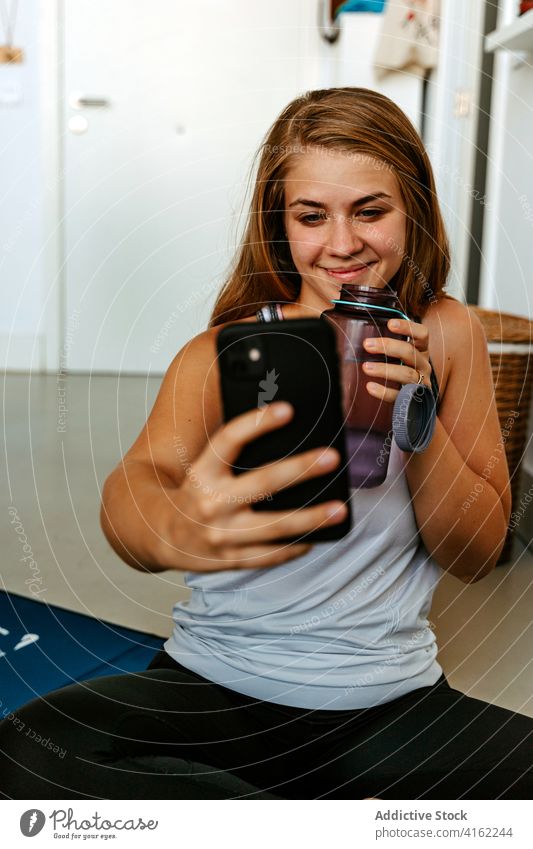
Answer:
[486, 9, 533, 53]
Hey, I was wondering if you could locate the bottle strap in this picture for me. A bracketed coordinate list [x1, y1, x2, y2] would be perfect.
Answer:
[255, 303, 284, 322]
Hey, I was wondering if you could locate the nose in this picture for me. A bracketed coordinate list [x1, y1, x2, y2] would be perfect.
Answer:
[327, 213, 364, 256]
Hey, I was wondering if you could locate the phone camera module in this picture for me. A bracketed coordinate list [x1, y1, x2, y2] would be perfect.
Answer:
[224, 339, 265, 379]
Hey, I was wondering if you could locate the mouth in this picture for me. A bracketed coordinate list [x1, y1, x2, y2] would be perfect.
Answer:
[321, 263, 376, 282]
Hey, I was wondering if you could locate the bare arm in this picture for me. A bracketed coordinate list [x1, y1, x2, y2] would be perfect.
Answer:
[100, 327, 222, 572]
[100, 324, 346, 573]
[404, 301, 511, 582]
[362, 298, 511, 583]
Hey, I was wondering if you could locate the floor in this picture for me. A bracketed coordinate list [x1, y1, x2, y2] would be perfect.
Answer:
[2, 373, 532, 717]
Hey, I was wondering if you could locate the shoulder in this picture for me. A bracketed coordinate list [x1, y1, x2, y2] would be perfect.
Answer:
[185, 316, 258, 361]
[424, 296, 489, 371]
[166, 314, 258, 381]
[421, 296, 486, 399]
[422, 295, 482, 340]
[172, 314, 258, 364]
[422, 297, 497, 457]
[123, 315, 260, 473]
[161, 315, 260, 431]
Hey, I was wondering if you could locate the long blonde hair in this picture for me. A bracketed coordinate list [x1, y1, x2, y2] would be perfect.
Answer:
[209, 87, 450, 327]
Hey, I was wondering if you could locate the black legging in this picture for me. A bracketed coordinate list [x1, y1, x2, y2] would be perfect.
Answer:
[0, 649, 531, 799]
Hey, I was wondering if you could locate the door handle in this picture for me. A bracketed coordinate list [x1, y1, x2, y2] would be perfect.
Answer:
[69, 92, 110, 109]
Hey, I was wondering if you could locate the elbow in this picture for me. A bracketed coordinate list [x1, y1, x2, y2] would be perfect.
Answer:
[456, 529, 507, 584]
[450, 560, 494, 584]
[459, 490, 510, 583]
[99, 473, 139, 570]
[99, 499, 114, 551]
[99, 486, 127, 564]
[460, 561, 496, 584]
[434, 520, 507, 584]
[99, 474, 117, 547]
[99, 469, 169, 574]
[451, 557, 496, 584]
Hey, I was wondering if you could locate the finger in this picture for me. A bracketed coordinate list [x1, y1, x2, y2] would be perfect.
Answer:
[206, 402, 295, 473]
[220, 445, 342, 509]
[365, 381, 399, 404]
[364, 336, 428, 361]
[210, 500, 349, 546]
[363, 320, 429, 354]
[387, 318, 429, 349]
[362, 361, 431, 387]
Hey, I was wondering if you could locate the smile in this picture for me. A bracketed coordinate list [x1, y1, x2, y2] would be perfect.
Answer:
[322, 263, 376, 281]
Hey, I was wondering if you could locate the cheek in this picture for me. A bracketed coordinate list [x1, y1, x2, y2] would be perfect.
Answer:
[289, 230, 322, 261]
[385, 237, 404, 268]
[381, 221, 406, 264]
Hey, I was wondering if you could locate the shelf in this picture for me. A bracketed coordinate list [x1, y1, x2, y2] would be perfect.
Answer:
[486, 10, 533, 53]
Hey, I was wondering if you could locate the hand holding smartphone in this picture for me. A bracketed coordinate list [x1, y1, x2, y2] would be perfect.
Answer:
[217, 317, 352, 543]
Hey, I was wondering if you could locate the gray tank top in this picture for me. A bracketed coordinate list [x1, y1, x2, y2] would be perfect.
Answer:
[164, 304, 443, 709]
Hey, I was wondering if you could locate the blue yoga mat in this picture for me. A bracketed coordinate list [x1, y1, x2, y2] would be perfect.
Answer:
[0, 591, 164, 714]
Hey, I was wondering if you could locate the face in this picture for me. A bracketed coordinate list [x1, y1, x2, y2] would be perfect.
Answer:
[282, 147, 407, 313]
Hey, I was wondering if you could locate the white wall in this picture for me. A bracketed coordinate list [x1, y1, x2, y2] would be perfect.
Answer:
[0, 0, 46, 370]
[319, 12, 423, 130]
[1, 3, 422, 374]
[3, 3, 517, 373]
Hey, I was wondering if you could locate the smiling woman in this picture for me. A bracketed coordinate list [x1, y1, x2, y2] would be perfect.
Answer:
[1, 87, 531, 802]
[209, 87, 450, 327]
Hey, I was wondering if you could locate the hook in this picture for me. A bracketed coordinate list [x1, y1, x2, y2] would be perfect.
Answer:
[318, 0, 341, 44]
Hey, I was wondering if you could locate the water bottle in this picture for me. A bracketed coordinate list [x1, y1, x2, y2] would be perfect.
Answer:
[322, 284, 436, 488]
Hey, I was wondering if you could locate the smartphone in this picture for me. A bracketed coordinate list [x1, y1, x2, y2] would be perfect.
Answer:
[216, 317, 352, 543]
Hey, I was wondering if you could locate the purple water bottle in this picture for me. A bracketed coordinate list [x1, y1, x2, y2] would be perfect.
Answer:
[322, 285, 408, 488]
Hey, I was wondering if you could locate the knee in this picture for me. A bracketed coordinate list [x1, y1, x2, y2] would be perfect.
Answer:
[0, 687, 99, 798]
[0, 694, 68, 763]
[0, 707, 31, 756]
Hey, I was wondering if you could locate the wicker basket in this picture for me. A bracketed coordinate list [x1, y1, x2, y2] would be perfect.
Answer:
[468, 306, 533, 563]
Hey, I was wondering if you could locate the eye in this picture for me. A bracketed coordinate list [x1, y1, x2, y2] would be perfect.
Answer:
[357, 208, 384, 220]
[298, 212, 327, 224]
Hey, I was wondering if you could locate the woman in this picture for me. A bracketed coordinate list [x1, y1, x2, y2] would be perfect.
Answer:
[1, 88, 531, 800]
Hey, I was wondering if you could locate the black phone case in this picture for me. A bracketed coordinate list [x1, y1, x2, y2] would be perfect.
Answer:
[217, 317, 352, 542]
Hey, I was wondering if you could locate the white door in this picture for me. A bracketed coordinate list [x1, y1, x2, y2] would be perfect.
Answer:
[63, 0, 318, 373]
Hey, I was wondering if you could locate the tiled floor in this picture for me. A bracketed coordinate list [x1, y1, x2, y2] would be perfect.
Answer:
[2, 373, 532, 717]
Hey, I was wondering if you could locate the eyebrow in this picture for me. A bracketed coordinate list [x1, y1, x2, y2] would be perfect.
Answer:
[288, 192, 392, 208]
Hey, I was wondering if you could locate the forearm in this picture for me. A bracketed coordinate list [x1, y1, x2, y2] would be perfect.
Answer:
[404, 418, 508, 582]
[100, 461, 177, 573]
